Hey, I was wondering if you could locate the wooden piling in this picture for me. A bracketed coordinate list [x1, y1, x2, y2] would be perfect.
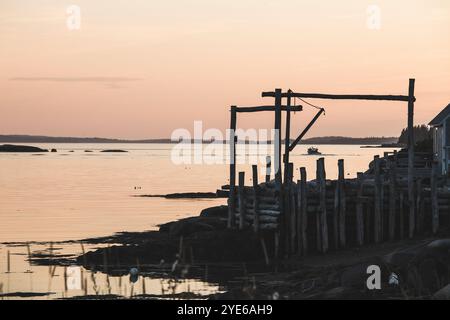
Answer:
[238, 172, 246, 230]
[431, 162, 439, 234]
[283, 90, 292, 186]
[252, 165, 260, 233]
[333, 184, 339, 249]
[416, 179, 424, 234]
[407, 78, 416, 239]
[265, 156, 271, 183]
[399, 192, 405, 239]
[273, 89, 285, 256]
[287, 163, 296, 253]
[388, 160, 397, 241]
[338, 159, 346, 248]
[228, 106, 237, 228]
[374, 156, 382, 243]
[317, 158, 328, 253]
[356, 172, 364, 246]
[299, 167, 308, 255]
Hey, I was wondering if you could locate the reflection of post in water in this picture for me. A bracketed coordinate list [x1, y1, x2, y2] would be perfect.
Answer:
[27, 243, 33, 293]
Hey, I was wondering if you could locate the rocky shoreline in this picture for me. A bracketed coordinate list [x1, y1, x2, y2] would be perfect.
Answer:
[19, 204, 449, 300]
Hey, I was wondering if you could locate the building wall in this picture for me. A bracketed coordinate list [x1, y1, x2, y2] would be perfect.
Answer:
[446, 117, 450, 175]
[434, 126, 444, 174]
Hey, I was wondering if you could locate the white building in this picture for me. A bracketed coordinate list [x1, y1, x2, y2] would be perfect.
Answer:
[429, 103, 450, 176]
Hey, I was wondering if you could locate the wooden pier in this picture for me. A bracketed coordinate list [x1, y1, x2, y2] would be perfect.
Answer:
[225, 79, 450, 259]
[226, 154, 450, 257]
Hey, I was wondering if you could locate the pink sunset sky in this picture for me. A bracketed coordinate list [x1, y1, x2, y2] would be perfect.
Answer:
[1, 0, 449, 139]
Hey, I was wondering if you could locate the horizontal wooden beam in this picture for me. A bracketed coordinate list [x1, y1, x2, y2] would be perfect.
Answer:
[234, 105, 302, 113]
[261, 92, 415, 102]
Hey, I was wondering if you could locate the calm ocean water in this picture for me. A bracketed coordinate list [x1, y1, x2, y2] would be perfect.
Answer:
[0, 143, 397, 299]
[0, 143, 396, 243]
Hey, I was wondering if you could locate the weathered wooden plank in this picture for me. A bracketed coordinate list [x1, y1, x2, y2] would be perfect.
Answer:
[235, 105, 302, 113]
[262, 92, 413, 102]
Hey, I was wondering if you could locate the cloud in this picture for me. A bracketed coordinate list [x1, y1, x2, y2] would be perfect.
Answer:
[9, 76, 142, 89]
[10, 77, 141, 82]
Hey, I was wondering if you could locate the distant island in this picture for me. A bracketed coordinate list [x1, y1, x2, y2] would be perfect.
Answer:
[0, 134, 400, 145]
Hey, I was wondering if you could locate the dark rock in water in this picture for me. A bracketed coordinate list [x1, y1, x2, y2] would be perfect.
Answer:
[200, 205, 228, 218]
[0, 292, 55, 298]
[51, 148, 57, 152]
[136, 192, 218, 199]
[0, 144, 48, 153]
[84, 150, 93, 152]
[159, 216, 226, 237]
[101, 149, 128, 153]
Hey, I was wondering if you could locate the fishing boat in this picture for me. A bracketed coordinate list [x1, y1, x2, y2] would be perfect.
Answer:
[307, 147, 321, 155]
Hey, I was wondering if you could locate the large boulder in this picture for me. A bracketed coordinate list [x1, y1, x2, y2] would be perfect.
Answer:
[0, 144, 48, 152]
[159, 216, 227, 237]
[200, 205, 228, 218]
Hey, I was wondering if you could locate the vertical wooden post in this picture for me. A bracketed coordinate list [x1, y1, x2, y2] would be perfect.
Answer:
[283, 90, 292, 185]
[356, 172, 365, 246]
[228, 106, 237, 228]
[388, 160, 397, 241]
[399, 192, 405, 239]
[333, 184, 339, 249]
[299, 167, 308, 255]
[288, 163, 296, 253]
[317, 158, 328, 253]
[252, 165, 260, 233]
[416, 179, 424, 234]
[431, 162, 439, 234]
[238, 172, 246, 230]
[265, 156, 271, 183]
[315, 164, 322, 252]
[407, 78, 416, 239]
[273, 89, 285, 256]
[284, 163, 292, 256]
[374, 156, 382, 243]
[274, 88, 283, 182]
[365, 204, 372, 243]
[338, 159, 346, 248]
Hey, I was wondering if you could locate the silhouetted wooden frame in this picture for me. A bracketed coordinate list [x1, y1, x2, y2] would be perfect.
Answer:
[262, 79, 417, 238]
